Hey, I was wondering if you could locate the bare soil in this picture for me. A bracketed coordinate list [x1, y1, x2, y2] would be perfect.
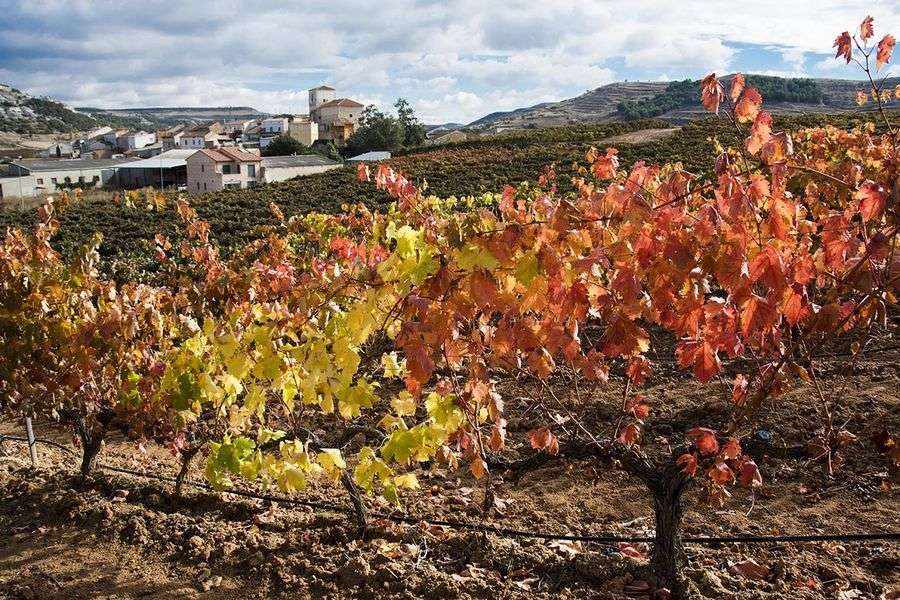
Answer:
[1, 349, 899, 599]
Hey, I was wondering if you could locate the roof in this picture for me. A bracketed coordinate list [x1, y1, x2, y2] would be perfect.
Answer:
[317, 98, 364, 109]
[347, 151, 391, 162]
[310, 85, 336, 91]
[193, 147, 261, 163]
[115, 149, 195, 170]
[11, 157, 139, 172]
[261, 155, 340, 169]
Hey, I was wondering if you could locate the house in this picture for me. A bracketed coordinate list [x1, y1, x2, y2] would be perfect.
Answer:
[39, 141, 76, 158]
[259, 117, 289, 149]
[0, 157, 137, 200]
[159, 125, 186, 150]
[309, 86, 364, 144]
[117, 130, 157, 151]
[287, 116, 318, 146]
[347, 151, 391, 162]
[185, 147, 261, 192]
[115, 149, 194, 189]
[259, 154, 341, 183]
[125, 142, 164, 158]
[224, 119, 254, 138]
[103, 129, 129, 146]
[180, 123, 226, 149]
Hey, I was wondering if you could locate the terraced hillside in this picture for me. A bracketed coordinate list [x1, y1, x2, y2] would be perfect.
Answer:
[471, 75, 900, 129]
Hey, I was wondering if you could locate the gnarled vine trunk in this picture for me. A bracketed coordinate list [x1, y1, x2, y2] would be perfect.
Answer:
[341, 470, 368, 538]
[173, 445, 201, 499]
[616, 446, 692, 599]
[648, 469, 690, 598]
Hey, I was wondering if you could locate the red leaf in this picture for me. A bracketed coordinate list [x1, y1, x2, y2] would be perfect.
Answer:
[618, 422, 641, 448]
[739, 459, 763, 488]
[740, 294, 777, 339]
[688, 427, 720, 456]
[722, 437, 742, 460]
[876, 34, 896, 70]
[676, 453, 698, 477]
[700, 73, 724, 114]
[732, 374, 749, 406]
[709, 461, 735, 485]
[833, 31, 852, 63]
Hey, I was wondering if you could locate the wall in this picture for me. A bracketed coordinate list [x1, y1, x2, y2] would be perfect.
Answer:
[259, 163, 340, 184]
[186, 152, 222, 193]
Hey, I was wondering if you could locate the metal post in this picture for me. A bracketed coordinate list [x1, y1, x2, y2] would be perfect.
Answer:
[24, 416, 38, 467]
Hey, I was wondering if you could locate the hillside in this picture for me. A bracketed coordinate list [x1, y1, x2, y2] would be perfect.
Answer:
[0, 84, 131, 134]
[469, 75, 900, 129]
[77, 106, 269, 129]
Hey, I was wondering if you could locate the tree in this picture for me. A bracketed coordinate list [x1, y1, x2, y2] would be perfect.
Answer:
[261, 134, 309, 157]
[395, 98, 427, 147]
[345, 105, 405, 155]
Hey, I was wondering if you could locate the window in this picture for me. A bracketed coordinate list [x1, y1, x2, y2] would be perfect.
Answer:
[247, 164, 256, 177]
[64, 176, 71, 183]
[51, 177, 57, 184]
[201, 164, 204, 173]
[222, 164, 231, 175]
[78, 176, 85, 183]
[203, 182, 207, 191]
[36, 178, 43, 185]
[197, 182, 200, 191]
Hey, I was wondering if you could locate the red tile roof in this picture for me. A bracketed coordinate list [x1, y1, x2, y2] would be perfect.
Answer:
[197, 147, 261, 163]
[317, 98, 364, 109]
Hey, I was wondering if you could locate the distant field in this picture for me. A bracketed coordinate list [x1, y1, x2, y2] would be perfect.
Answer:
[1, 110, 894, 280]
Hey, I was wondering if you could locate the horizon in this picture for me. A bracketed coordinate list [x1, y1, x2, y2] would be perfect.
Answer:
[1, 1, 898, 123]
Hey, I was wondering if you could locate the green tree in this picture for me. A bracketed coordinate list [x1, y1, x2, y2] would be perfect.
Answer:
[261, 134, 310, 157]
[345, 106, 405, 155]
[394, 98, 427, 147]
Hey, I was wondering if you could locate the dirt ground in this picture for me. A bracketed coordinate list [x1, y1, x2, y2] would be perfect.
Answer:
[1, 346, 899, 599]
[597, 128, 681, 145]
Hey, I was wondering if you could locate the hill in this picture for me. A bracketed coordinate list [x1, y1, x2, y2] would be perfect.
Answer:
[77, 106, 269, 130]
[468, 75, 900, 129]
[0, 84, 135, 135]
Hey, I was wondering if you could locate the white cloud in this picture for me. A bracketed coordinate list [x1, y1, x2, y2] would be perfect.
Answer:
[1, 0, 897, 123]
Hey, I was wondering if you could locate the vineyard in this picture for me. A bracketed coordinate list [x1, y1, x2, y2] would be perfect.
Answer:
[2, 17, 900, 600]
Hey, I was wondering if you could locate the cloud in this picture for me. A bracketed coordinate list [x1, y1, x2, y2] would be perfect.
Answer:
[0, 0, 895, 123]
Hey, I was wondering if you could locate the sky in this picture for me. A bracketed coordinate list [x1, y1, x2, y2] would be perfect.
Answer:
[1, 1, 898, 124]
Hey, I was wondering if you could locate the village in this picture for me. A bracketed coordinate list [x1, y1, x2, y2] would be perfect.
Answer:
[0, 85, 470, 202]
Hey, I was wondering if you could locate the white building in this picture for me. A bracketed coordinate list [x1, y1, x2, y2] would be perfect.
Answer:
[118, 131, 157, 151]
[0, 157, 137, 200]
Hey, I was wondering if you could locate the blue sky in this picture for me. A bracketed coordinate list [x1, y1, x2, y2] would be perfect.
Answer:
[1, 0, 898, 124]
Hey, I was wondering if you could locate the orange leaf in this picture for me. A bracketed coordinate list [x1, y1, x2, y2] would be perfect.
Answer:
[860, 16, 874, 43]
[876, 34, 896, 70]
[857, 180, 886, 221]
[617, 422, 641, 448]
[745, 111, 772, 155]
[729, 73, 745, 103]
[470, 457, 488, 480]
[734, 87, 762, 123]
[529, 427, 560, 455]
